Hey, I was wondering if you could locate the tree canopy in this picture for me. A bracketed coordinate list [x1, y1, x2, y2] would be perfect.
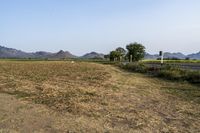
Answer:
[107, 42, 145, 62]
[115, 47, 126, 57]
[109, 51, 121, 61]
[126, 42, 145, 62]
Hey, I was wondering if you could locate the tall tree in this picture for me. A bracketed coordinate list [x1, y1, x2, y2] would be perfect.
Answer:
[116, 47, 126, 57]
[126, 42, 145, 62]
[104, 54, 110, 60]
[109, 51, 121, 61]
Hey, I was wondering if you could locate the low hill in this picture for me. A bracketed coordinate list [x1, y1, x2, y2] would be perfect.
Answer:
[188, 51, 200, 60]
[145, 52, 200, 60]
[144, 53, 159, 59]
[33, 51, 52, 58]
[0, 45, 33, 58]
[50, 50, 77, 59]
[163, 52, 186, 59]
[81, 52, 104, 59]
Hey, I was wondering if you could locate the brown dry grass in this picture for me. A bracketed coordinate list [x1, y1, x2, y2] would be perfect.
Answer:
[0, 61, 199, 132]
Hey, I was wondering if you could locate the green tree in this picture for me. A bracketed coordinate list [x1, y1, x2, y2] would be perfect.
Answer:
[116, 47, 126, 57]
[109, 51, 120, 61]
[115, 47, 126, 60]
[116, 47, 126, 61]
[104, 54, 110, 60]
[126, 42, 145, 62]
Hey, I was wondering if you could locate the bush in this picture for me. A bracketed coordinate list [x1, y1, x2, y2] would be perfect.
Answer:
[184, 71, 200, 83]
[118, 63, 200, 84]
[119, 62, 147, 73]
[157, 65, 200, 83]
[157, 69, 183, 80]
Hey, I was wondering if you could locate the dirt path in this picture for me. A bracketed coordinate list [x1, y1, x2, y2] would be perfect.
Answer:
[0, 64, 200, 133]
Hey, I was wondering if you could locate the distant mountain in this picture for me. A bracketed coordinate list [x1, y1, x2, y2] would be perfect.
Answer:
[0, 45, 76, 59]
[33, 51, 52, 58]
[163, 52, 186, 59]
[1, 45, 200, 60]
[0, 45, 32, 58]
[187, 51, 200, 60]
[81, 52, 104, 59]
[144, 53, 159, 59]
[50, 50, 77, 59]
[145, 51, 200, 60]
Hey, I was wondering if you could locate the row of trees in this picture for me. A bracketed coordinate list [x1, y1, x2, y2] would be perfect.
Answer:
[105, 42, 145, 62]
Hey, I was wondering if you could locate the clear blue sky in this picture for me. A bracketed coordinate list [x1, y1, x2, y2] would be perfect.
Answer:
[0, 0, 200, 55]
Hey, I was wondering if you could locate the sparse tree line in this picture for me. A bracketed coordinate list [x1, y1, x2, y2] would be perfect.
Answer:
[104, 42, 145, 62]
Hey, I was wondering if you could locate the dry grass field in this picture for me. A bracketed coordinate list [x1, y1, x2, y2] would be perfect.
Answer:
[0, 61, 200, 132]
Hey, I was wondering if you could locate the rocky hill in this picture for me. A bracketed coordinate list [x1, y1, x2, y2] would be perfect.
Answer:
[0, 45, 76, 59]
[81, 52, 104, 59]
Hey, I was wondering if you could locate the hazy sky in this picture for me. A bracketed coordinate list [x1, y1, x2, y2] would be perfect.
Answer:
[0, 0, 200, 55]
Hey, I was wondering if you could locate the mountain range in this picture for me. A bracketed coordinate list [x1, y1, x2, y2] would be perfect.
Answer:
[0, 45, 103, 59]
[144, 52, 200, 60]
[0, 45, 200, 60]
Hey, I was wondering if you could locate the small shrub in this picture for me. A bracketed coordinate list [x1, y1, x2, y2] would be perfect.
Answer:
[157, 69, 183, 80]
[184, 71, 200, 83]
[120, 62, 147, 73]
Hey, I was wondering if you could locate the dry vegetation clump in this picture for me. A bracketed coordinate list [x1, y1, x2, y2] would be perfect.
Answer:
[0, 61, 111, 115]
